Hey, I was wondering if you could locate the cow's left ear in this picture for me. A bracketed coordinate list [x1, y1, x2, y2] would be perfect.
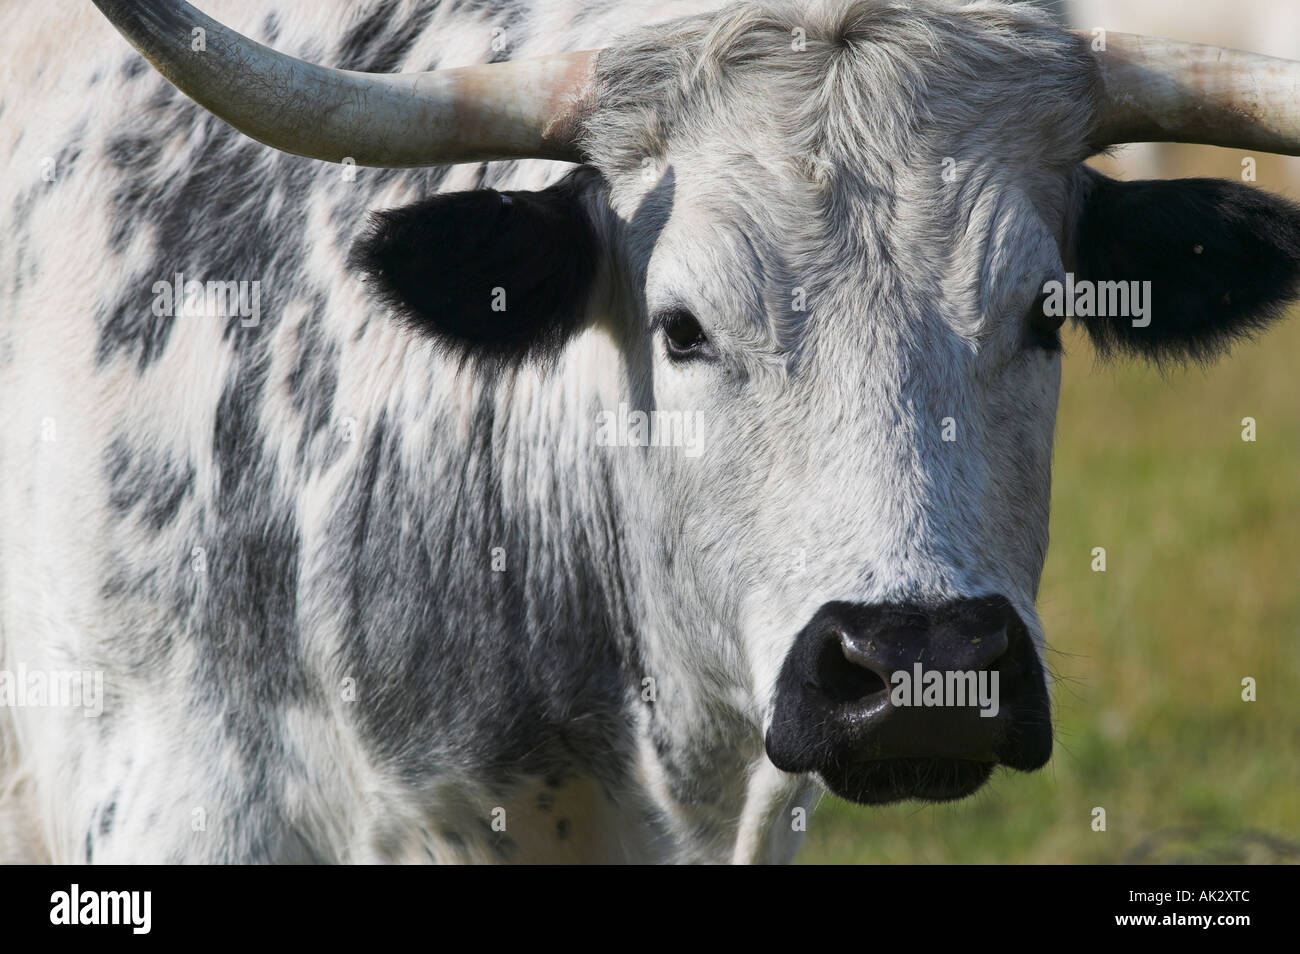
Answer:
[349, 169, 603, 366]
[1069, 167, 1300, 362]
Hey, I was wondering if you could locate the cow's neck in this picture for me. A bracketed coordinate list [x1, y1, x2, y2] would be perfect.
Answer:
[339, 327, 776, 858]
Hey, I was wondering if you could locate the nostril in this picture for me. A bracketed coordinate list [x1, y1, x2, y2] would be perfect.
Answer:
[813, 631, 886, 705]
[839, 630, 885, 675]
[970, 625, 1011, 672]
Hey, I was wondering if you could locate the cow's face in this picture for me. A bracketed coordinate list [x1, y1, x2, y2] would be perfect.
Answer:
[354, 2, 1300, 805]
[573, 5, 1097, 805]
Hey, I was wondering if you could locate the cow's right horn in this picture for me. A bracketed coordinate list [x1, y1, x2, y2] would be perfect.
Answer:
[1087, 32, 1300, 156]
[92, 0, 600, 167]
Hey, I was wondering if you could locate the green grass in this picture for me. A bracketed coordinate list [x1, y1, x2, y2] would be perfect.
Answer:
[797, 314, 1300, 864]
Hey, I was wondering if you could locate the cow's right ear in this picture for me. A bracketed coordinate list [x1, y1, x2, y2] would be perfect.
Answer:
[349, 170, 603, 366]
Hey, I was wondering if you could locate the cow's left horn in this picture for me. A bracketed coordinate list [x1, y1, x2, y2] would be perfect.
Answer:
[92, 0, 599, 166]
[1086, 31, 1300, 155]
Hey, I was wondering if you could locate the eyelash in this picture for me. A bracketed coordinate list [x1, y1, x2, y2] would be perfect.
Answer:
[1026, 290, 1066, 352]
[657, 308, 716, 362]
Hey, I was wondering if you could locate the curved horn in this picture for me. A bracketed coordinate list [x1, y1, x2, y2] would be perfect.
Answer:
[91, 0, 599, 166]
[1085, 31, 1300, 155]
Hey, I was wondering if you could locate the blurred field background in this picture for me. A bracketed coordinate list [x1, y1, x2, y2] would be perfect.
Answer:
[800, 139, 1300, 864]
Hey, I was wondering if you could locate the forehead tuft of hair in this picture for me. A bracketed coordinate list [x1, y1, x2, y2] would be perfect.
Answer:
[583, 0, 1098, 181]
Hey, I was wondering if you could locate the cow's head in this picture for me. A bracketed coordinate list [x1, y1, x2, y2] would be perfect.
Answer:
[98, 0, 1300, 805]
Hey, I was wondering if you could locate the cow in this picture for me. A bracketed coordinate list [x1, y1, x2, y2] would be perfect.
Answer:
[2, 0, 1300, 864]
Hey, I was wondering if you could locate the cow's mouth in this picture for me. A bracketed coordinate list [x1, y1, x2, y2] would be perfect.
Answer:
[765, 596, 1052, 805]
[816, 757, 995, 805]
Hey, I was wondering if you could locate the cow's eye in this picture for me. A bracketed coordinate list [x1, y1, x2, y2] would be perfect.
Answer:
[1026, 290, 1065, 352]
[658, 309, 715, 362]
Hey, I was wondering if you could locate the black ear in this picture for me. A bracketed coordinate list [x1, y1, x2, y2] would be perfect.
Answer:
[1070, 169, 1300, 362]
[349, 171, 600, 366]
